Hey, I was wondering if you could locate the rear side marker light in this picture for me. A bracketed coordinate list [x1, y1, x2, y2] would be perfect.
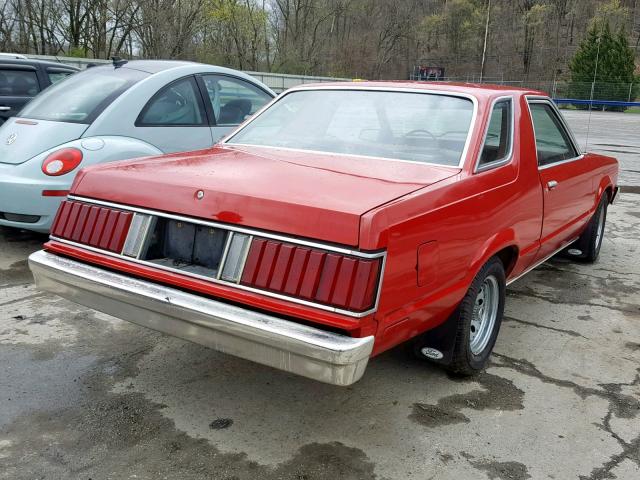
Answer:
[42, 148, 83, 176]
[42, 190, 70, 197]
[241, 238, 382, 313]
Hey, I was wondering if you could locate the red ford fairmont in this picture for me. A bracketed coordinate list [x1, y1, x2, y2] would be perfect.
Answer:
[29, 82, 619, 385]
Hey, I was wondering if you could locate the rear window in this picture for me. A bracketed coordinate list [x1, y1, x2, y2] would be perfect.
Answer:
[0, 69, 39, 96]
[19, 67, 147, 124]
[226, 89, 475, 166]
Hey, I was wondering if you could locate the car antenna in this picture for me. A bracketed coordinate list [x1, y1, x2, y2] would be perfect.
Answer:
[585, 24, 603, 153]
[111, 56, 128, 68]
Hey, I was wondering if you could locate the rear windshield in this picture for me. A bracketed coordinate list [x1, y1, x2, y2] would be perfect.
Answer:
[19, 67, 148, 124]
[226, 89, 475, 166]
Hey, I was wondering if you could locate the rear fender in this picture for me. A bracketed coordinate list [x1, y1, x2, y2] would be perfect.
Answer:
[466, 228, 518, 284]
[414, 230, 517, 366]
[595, 175, 615, 207]
[67, 136, 163, 190]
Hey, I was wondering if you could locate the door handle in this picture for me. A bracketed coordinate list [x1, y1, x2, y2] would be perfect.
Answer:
[0, 106, 11, 111]
[547, 180, 558, 190]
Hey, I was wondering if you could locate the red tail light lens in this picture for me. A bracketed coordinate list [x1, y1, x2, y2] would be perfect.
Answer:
[241, 238, 382, 313]
[42, 148, 83, 176]
[51, 200, 133, 253]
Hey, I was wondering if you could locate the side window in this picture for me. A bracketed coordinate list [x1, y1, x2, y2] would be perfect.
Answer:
[138, 77, 205, 126]
[201, 75, 271, 126]
[47, 70, 74, 85]
[528, 102, 578, 167]
[0, 69, 40, 96]
[479, 99, 512, 167]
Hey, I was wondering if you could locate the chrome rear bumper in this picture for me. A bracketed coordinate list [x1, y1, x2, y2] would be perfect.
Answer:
[29, 250, 374, 386]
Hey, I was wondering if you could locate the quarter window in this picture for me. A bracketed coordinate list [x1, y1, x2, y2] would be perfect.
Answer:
[0, 69, 39, 96]
[138, 77, 205, 126]
[47, 70, 74, 85]
[201, 75, 271, 126]
[529, 102, 578, 167]
[479, 99, 512, 167]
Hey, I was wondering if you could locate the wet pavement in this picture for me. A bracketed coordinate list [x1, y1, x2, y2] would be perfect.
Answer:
[0, 111, 639, 479]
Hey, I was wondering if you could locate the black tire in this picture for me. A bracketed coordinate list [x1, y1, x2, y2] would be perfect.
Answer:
[447, 257, 506, 376]
[568, 194, 608, 263]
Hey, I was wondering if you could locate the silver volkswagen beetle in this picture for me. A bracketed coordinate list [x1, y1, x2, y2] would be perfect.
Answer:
[0, 59, 275, 233]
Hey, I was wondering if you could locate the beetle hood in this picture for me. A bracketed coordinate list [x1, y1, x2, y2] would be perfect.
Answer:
[0, 118, 88, 165]
[71, 145, 460, 246]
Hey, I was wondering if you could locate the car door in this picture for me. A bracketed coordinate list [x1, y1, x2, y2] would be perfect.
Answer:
[0, 65, 41, 125]
[134, 75, 213, 153]
[197, 74, 273, 142]
[528, 98, 595, 260]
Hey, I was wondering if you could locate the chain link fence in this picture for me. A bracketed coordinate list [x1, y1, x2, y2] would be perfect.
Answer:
[22, 55, 639, 106]
[410, 74, 638, 106]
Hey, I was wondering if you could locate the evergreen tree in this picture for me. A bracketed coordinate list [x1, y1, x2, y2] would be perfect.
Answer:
[568, 22, 638, 109]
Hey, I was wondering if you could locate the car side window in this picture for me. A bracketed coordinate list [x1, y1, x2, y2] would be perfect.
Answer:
[479, 99, 512, 167]
[138, 76, 206, 126]
[528, 102, 578, 167]
[201, 75, 271, 126]
[0, 69, 40, 96]
[46, 70, 74, 85]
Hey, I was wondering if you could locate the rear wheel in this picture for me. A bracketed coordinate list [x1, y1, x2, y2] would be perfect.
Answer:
[566, 194, 608, 263]
[416, 257, 506, 376]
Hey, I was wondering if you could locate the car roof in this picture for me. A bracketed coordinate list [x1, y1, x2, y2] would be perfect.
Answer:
[120, 60, 199, 74]
[292, 81, 548, 99]
[0, 57, 79, 70]
[81, 60, 274, 96]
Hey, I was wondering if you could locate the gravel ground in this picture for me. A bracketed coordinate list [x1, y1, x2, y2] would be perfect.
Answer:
[0, 110, 638, 480]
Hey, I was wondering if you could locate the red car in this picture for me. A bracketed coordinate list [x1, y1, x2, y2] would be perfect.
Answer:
[29, 82, 619, 386]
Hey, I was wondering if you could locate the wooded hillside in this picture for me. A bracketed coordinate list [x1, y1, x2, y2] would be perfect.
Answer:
[1, 0, 639, 81]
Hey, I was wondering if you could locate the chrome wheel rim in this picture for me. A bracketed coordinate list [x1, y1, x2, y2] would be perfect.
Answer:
[595, 207, 605, 251]
[470, 275, 500, 355]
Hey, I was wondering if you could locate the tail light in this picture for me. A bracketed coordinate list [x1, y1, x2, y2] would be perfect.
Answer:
[51, 200, 133, 253]
[49, 199, 383, 315]
[241, 239, 382, 312]
[42, 148, 83, 176]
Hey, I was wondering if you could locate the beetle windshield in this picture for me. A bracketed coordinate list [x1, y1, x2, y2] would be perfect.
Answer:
[19, 66, 148, 124]
[226, 89, 475, 166]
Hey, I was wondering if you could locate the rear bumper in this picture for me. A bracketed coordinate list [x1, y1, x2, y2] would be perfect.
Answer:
[29, 250, 374, 386]
[0, 162, 68, 232]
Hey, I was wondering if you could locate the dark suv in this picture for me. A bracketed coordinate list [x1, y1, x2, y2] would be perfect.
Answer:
[0, 56, 79, 125]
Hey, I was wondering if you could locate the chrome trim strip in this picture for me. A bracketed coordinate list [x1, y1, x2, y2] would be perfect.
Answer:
[538, 154, 585, 171]
[50, 234, 384, 318]
[67, 195, 385, 259]
[221, 85, 480, 170]
[473, 95, 515, 174]
[225, 143, 463, 170]
[506, 237, 578, 286]
[29, 250, 374, 386]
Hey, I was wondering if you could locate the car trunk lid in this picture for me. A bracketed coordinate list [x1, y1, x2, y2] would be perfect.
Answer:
[71, 145, 460, 246]
[0, 118, 88, 165]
